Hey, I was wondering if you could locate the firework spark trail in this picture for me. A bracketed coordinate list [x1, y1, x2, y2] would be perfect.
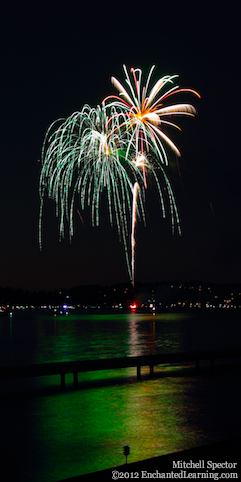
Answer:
[129, 152, 181, 286]
[131, 182, 140, 286]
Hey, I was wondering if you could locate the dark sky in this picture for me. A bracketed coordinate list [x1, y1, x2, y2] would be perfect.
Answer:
[1, 0, 240, 291]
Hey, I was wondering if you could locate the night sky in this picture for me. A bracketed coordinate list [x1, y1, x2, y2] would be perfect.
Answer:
[1, 0, 240, 291]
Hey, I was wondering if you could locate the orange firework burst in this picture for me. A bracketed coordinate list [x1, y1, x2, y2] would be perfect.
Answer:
[103, 65, 200, 166]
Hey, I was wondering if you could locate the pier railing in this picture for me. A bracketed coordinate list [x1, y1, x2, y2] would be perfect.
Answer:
[0, 348, 241, 389]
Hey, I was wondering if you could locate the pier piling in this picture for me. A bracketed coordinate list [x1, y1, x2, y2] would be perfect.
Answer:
[137, 365, 141, 381]
[61, 372, 65, 390]
[73, 371, 78, 389]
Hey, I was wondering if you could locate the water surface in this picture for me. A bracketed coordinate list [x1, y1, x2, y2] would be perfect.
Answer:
[0, 310, 240, 481]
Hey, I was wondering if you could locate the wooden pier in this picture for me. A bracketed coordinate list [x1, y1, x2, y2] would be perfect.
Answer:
[0, 348, 240, 389]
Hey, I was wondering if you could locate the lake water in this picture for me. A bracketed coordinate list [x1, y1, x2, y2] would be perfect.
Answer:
[0, 309, 241, 481]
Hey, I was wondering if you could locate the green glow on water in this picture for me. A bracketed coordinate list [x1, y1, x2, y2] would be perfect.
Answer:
[2, 362, 240, 482]
[39, 312, 192, 323]
[31, 376, 207, 481]
[33, 311, 193, 365]
[40, 313, 131, 322]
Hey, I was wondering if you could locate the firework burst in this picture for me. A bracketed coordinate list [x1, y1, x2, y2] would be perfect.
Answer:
[39, 104, 147, 280]
[103, 65, 200, 166]
[39, 66, 199, 286]
[103, 65, 200, 284]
